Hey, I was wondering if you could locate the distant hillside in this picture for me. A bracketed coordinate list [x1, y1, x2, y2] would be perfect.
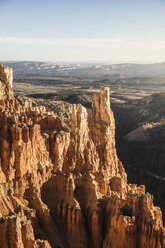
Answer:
[2, 61, 165, 77]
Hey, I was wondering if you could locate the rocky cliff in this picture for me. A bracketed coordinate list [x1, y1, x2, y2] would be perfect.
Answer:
[0, 64, 164, 248]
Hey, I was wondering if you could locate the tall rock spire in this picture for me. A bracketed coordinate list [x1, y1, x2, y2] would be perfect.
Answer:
[0, 64, 14, 100]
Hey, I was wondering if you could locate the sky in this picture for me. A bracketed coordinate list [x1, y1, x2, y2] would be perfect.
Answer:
[1, 0, 165, 62]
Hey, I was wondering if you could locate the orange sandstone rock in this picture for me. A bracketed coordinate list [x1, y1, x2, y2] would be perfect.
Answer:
[0, 64, 164, 248]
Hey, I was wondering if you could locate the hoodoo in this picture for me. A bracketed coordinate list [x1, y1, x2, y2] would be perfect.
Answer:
[0, 64, 13, 100]
[0, 64, 164, 247]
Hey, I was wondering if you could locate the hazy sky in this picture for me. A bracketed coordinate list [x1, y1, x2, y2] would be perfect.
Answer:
[1, 0, 165, 62]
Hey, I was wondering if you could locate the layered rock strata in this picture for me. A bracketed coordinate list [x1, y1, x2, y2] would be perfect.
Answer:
[0, 64, 164, 248]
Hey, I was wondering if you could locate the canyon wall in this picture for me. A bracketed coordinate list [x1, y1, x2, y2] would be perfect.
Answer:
[0, 64, 164, 248]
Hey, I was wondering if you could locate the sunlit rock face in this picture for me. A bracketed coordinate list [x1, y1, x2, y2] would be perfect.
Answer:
[0, 64, 13, 100]
[0, 64, 164, 248]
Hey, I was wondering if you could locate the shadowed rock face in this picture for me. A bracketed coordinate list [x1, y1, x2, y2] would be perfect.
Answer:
[0, 64, 165, 248]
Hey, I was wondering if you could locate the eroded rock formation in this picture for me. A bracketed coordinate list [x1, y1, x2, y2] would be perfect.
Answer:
[0, 64, 164, 247]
